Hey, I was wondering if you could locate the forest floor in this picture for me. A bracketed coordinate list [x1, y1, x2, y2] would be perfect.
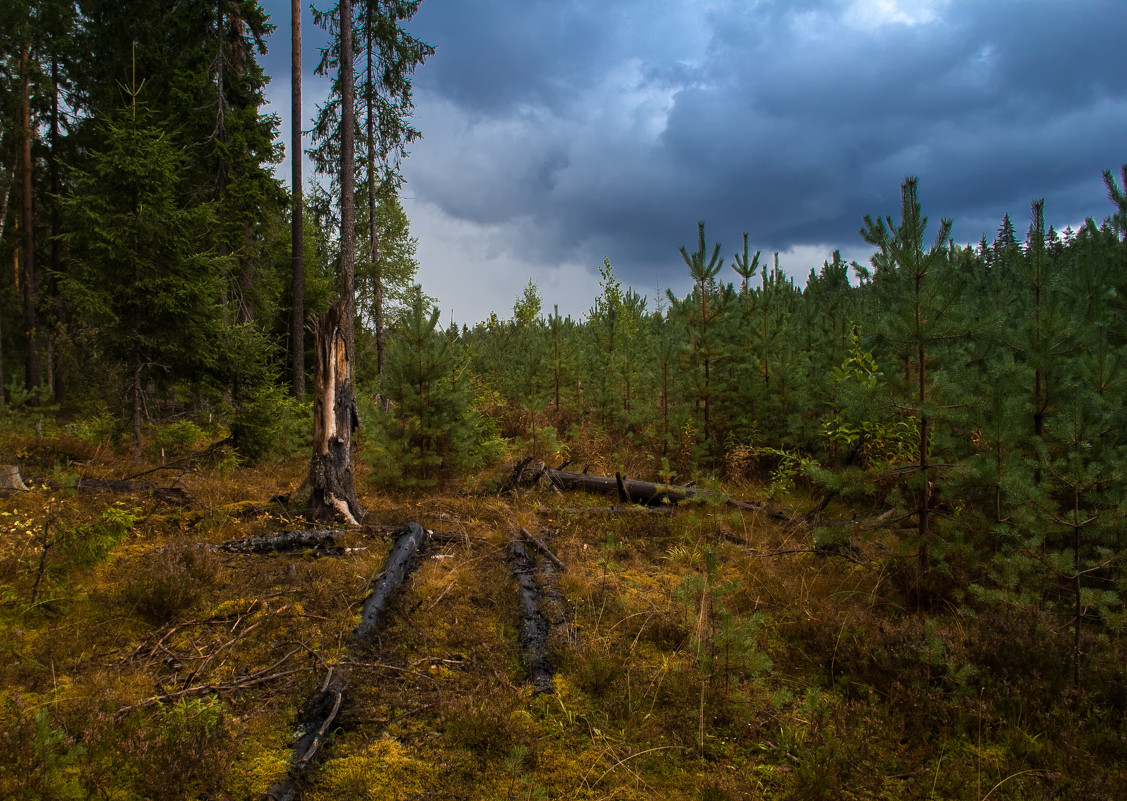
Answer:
[0, 412, 1124, 800]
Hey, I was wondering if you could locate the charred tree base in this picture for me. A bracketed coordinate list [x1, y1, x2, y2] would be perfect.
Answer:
[307, 301, 365, 526]
[308, 452, 364, 525]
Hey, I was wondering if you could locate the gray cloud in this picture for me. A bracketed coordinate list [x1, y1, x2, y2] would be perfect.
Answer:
[262, 0, 1127, 322]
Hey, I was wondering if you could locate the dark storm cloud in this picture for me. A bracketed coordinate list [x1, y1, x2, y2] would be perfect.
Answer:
[400, 0, 1127, 291]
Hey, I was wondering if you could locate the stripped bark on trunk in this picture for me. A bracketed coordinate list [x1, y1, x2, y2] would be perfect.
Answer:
[308, 301, 364, 525]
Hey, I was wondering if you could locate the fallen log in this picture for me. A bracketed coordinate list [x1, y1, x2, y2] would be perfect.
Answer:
[507, 540, 555, 694]
[267, 522, 428, 801]
[69, 477, 192, 506]
[531, 531, 575, 647]
[520, 528, 566, 573]
[507, 459, 790, 518]
[354, 522, 426, 641]
[537, 505, 675, 517]
[220, 529, 344, 554]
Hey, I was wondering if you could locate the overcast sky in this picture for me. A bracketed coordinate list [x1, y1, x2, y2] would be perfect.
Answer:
[259, 0, 1127, 326]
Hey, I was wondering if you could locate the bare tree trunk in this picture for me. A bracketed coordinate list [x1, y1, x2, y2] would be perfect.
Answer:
[290, 0, 305, 398]
[339, 0, 357, 359]
[0, 164, 11, 405]
[131, 355, 143, 464]
[20, 39, 41, 399]
[49, 56, 64, 404]
[365, 2, 386, 378]
[308, 301, 364, 524]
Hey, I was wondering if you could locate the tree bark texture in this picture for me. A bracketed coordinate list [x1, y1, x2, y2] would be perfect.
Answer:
[505, 458, 763, 512]
[353, 522, 425, 640]
[364, 2, 386, 378]
[20, 39, 41, 397]
[338, 0, 356, 358]
[266, 523, 427, 801]
[507, 540, 555, 694]
[290, 0, 305, 398]
[308, 301, 365, 525]
[220, 529, 344, 555]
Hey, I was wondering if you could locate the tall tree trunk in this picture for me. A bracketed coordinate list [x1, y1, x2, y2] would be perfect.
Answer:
[20, 39, 41, 399]
[339, 0, 357, 358]
[365, 2, 385, 378]
[290, 0, 305, 398]
[308, 301, 364, 524]
[131, 354, 143, 464]
[49, 56, 64, 404]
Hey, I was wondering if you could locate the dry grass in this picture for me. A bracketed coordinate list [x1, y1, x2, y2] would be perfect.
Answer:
[0, 417, 1123, 800]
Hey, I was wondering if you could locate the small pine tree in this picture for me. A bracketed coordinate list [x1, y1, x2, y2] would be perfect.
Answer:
[860, 177, 966, 578]
[373, 286, 485, 487]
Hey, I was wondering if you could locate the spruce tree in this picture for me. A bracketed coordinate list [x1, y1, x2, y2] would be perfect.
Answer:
[377, 286, 481, 486]
[60, 93, 223, 461]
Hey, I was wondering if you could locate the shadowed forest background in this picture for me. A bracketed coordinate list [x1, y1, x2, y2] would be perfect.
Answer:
[2, 1, 1127, 799]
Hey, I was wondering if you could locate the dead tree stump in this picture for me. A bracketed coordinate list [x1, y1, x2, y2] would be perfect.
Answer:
[308, 301, 365, 525]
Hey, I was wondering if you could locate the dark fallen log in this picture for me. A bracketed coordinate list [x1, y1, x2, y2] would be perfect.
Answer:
[537, 505, 675, 517]
[267, 523, 428, 801]
[507, 540, 555, 694]
[74, 477, 153, 493]
[520, 528, 566, 573]
[531, 531, 575, 647]
[220, 529, 343, 554]
[354, 522, 426, 641]
[70, 477, 192, 506]
[507, 459, 792, 519]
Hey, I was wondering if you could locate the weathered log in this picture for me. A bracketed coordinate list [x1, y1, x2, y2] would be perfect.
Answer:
[70, 477, 191, 505]
[74, 477, 155, 493]
[507, 540, 554, 694]
[307, 301, 365, 525]
[267, 522, 428, 801]
[520, 527, 566, 573]
[614, 472, 632, 504]
[220, 529, 343, 554]
[537, 505, 675, 517]
[354, 522, 425, 641]
[508, 459, 775, 514]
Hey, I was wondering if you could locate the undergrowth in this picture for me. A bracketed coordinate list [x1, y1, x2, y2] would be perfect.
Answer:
[0, 416, 1122, 799]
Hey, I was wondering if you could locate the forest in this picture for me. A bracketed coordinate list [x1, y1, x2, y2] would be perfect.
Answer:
[2, 1, 1127, 799]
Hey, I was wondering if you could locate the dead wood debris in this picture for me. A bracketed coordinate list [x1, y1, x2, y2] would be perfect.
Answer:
[507, 539, 555, 694]
[267, 522, 429, 801]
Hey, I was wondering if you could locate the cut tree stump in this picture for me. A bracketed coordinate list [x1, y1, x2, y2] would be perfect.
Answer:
[307, 301, 365, 525]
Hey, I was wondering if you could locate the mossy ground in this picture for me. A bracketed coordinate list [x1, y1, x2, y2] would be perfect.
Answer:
[0, 413, 1124, 800]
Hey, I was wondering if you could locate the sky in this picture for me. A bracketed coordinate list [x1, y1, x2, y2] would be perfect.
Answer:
[258, 0, 1127, 326]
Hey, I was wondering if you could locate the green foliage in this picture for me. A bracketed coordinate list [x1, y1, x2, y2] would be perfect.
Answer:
[674, 545, 772, 754]
[121, 696, 233, 799]
[0, 701, 85, 800]
[230, 381, 312, 464]
[367, 286, 497, 487]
